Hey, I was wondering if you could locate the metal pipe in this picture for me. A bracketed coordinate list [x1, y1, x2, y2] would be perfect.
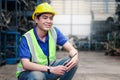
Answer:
[103, 0, 109, 14]
[105, 0, 109, 14]
[0, 0, 2, 22]
[63, 0, 65, 14]
[37, 0, 40, 4]
[70, 0, 72, 35]
[16, 0, 17, 27]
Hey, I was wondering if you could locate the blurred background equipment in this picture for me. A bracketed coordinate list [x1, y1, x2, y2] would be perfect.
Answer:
[0, 0, 120, 80]
[0, 0, 50, 65]
[0, 0, 120, 65]
[104, 31, 120, 56]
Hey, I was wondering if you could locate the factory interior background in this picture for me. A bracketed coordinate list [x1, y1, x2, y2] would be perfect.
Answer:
[0, 0, 120, 80]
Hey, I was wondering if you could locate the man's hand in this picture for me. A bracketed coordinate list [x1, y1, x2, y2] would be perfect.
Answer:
[65, 54, 78, 72]
[50, 65, 67, 75]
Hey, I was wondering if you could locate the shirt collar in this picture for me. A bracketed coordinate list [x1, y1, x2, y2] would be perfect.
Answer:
[33, 26, 49, 43]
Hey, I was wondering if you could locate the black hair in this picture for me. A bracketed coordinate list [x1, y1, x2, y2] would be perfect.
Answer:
[35, 12, 54, 19]
[36, 14, 42, 19]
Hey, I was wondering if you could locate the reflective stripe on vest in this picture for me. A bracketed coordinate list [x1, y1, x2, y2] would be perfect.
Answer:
[16, 27, 57, 77]
[25, 33, 38, 62]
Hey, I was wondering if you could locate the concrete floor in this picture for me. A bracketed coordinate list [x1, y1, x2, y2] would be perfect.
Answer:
[0, 51, 120, 80]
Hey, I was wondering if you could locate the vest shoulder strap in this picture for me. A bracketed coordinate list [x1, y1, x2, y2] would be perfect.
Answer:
[50, 27, 57, 43]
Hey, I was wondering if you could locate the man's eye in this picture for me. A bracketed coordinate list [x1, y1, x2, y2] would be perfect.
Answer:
[43, 16, 48, 19]
[50, 17, 53, 20]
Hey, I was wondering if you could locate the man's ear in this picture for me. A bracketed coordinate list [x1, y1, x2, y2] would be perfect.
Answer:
[34, 16, 39, 23]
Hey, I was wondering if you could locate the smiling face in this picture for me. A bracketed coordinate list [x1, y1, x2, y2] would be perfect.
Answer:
[35, 13, 54, 32]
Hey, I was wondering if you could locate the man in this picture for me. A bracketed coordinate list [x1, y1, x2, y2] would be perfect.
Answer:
[16, 2, 78, 80]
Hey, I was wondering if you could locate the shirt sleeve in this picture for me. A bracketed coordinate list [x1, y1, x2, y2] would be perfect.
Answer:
[19, 36, 31, 59]
[54, 27, 67, 46]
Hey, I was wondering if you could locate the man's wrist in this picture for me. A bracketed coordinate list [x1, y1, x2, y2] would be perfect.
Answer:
[46, 66, 51, 74]
[70, 52, 78, 58]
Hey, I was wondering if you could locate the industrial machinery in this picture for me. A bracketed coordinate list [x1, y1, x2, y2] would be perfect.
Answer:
[90, 0, 120, 52]
[104, 0, 120, 56]
[0, 0, 50, 64]
[90, 21, 110, 51]
[68, 35, 90, 51]
[104, 31, 120, 56]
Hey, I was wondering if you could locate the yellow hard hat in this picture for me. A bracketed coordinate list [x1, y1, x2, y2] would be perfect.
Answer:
[32, 2, 57, 20]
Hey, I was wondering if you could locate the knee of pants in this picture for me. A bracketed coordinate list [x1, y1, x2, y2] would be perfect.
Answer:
[75, 63, 79, 69]
[26, 71, 46, 80]
[71, 63, 78, 72]
[74, 64, 78, 69]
